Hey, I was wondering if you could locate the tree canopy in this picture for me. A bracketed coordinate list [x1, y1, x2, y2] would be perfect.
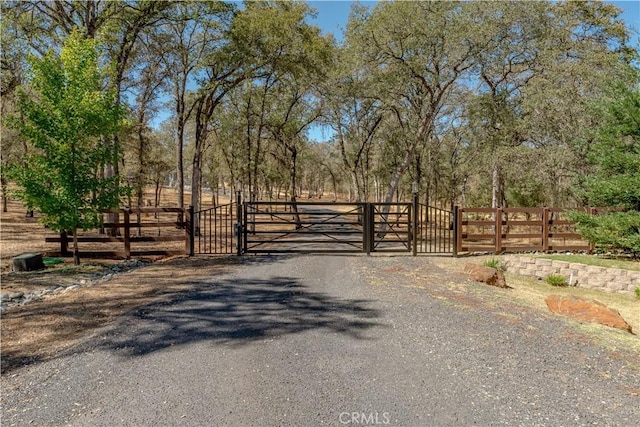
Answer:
[1, 0, 638, 226]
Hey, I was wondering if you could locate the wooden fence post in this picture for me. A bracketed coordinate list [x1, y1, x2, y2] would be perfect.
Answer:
[542, 207, 549, 253]
[495, 207, 503, 255]
[123, 208, 131, 259]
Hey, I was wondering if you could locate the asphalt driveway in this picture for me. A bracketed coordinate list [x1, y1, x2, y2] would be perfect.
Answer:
[2, 255, 639, 426]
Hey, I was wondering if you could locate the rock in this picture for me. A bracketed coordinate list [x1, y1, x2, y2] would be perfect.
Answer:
[0, 293, 10, 302]
[12, 253, 45, 272]
[9, 292, 24, 300]
[545, 294, 633, 334]
[464, 264, 509, 288]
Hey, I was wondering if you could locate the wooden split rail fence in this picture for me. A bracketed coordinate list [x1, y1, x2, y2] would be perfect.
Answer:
[455, 207, 595, 255]
[44, 205, 601, 258]
[45, 207, 195, 259]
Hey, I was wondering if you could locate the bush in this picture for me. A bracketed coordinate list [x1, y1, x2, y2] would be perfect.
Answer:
[545, 274, 568, 287]
[483, 257, 506, 272]
[635, 287, 640, 300]
[571, 211, 640, 258]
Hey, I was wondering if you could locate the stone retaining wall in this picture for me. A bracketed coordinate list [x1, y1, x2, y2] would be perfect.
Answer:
[504, 256, 639, 295]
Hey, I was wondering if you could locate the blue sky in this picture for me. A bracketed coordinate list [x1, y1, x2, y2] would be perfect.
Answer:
[307, 1, 639, 44]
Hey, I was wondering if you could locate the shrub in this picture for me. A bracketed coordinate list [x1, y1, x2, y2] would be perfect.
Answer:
[545, 274, 568, 287]
[571, 211, 640, 258]
[483, 257, 506, 272]
[635, 287, 640, 300]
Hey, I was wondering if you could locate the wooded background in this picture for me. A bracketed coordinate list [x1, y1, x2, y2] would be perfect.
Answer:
[2, 0, 638, 216]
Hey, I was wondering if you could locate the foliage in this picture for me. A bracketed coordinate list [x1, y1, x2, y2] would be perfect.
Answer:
[7, 29, 128, 261]
[5, 0, 638, 215]
[545, 274, 568, 287]
[571, 83, 640, 257]
[483, 257, 506, 272]
[635, 287, 640, 300]
[572, 211, 640, 257]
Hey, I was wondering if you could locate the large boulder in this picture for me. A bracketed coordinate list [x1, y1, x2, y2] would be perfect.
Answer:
[12, 253, 45, 272]
[464, 264, 509, 288]
[545, 294, 633, 334]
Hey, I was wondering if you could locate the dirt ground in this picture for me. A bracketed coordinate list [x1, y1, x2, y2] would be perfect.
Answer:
[1, 193, 639, 375]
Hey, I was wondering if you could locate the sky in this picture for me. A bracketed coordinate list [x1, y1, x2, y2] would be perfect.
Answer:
[307, 1, 639, 43]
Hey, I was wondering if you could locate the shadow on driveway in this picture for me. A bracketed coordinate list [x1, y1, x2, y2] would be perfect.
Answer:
[97, 275, 384, 357]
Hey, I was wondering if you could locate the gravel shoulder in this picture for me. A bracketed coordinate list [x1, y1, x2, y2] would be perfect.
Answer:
[2, 254, 640, 426]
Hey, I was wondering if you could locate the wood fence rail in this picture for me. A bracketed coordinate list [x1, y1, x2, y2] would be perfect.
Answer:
[455, 207, 595, 255]
[45, 206, 194, 259]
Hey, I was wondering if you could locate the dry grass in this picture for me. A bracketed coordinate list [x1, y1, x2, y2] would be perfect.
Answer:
[431, 256, 640, 354]
[1, 256, 241, 374]
[0, 189, 237, 374]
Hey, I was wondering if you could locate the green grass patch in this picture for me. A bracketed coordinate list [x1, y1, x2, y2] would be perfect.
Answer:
[545, 274, 568, 287]
[536, 254, 640, 272]
[43, 257, 64, 266]
[482, 257, 506, 272]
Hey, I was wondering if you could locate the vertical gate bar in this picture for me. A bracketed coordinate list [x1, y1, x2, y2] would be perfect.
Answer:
[440, 208, 444, 253]
[236, 192, 242, 255]
[428, 206, 432, 253]
[437, 207, 440, 252]
[211, 209, 214, 254]
[436, 207, 440, 253]
[453, 206, 459, 257]
[243, 202, 248, 254]
[457, 207, 463, 255]
[412, 197, 418, 256]
[419, 204, 423, 253]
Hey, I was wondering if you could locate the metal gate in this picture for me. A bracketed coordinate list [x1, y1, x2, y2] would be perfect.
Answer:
[243, 202, 364, 254]
[242, 201, 414, 254]
[194, 198, 454, 256]
[193, 201, 238, 255]
[415, 203, 454, 254]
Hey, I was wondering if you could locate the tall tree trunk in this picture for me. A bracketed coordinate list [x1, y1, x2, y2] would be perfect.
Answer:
[1, 175, 8, 213]
[492, 164, 501, 208]
[176, 106, 185, 223]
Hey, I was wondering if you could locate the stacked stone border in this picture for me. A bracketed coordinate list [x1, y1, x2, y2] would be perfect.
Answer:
[504, 256, 639, 295]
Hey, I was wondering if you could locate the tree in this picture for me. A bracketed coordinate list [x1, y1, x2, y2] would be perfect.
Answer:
[8, 30, 127, 264]
[572, 82, 640, 256]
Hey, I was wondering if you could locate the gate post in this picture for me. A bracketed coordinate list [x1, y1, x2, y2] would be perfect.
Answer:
[236, 191, 242, 256]
[363, 203, 374, 254]
[362, 203, 369, 253]
[186, 205, 194, 256]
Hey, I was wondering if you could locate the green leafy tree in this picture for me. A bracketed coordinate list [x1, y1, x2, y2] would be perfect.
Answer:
[9, 29, 128, 264]
[572, 83, 640, 257]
